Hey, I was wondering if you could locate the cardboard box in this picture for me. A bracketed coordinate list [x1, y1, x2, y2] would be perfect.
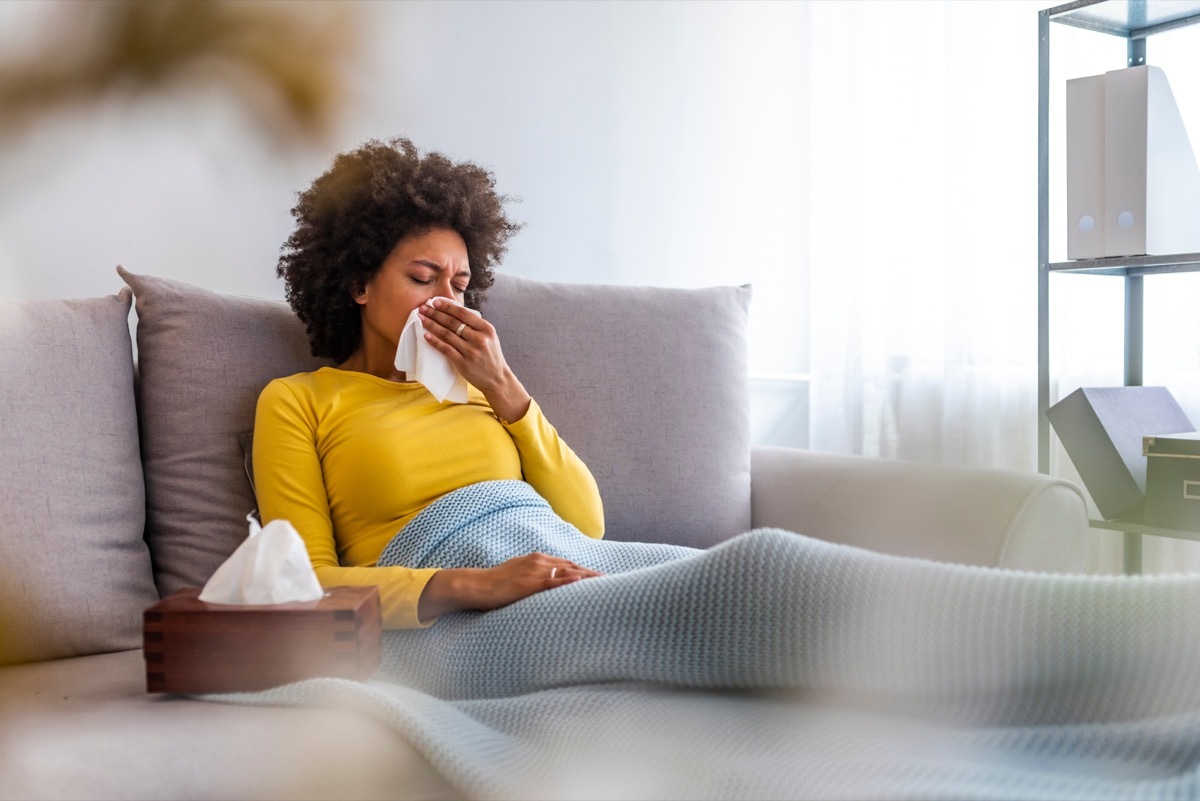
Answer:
[1144, 431, 1200, 532]
[143, 586, 381, 694]
[1046, 386, 1194, 520]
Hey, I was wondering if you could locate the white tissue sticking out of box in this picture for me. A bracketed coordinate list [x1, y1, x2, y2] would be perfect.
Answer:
[198, 514, 325, 605]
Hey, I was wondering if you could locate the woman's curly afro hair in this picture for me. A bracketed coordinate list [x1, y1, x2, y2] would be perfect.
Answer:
[278, 137, 522, 363]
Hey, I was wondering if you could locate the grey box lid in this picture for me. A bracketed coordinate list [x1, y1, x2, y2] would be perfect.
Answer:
[1047, 386, 1194, 519]
[1145, 431, 1200, 458]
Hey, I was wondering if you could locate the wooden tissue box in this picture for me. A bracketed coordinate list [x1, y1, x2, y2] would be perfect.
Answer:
[143, 586, 381, 694]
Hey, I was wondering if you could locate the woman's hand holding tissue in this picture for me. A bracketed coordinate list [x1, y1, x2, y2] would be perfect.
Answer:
[418, 298, 532, 424]
[416, 552, 602, 623]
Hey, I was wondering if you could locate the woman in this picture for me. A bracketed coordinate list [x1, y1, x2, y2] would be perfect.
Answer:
[253, 138, 604, 630]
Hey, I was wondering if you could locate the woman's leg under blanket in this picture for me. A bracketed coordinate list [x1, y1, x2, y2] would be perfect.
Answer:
[381, 527, 1200, 725]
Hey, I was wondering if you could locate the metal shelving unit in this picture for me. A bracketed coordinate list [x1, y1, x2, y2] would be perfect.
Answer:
[1048, 252, 1200, 276]
[1089, 516, 1200, 544]
[1038, 0, 1200, 572]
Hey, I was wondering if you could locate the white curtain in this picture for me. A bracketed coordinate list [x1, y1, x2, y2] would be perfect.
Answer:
[807, 0, 1038, 469]
[804, 0, 1200, 574]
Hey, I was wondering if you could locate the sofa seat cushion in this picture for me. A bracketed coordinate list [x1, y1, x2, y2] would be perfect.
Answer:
[0, 291, 158, 664]
[0, 650, 459, 801]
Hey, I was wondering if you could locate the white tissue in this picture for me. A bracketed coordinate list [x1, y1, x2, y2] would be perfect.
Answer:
[198, 514, 325, 605]
[394, 299, 470, 403]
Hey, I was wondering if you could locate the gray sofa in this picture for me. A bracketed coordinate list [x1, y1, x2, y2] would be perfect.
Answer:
[0, 269, 1089, 801]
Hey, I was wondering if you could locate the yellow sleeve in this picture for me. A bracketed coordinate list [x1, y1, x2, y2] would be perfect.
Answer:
[252, 378, 439, 629]
[503, 398, 605, 538]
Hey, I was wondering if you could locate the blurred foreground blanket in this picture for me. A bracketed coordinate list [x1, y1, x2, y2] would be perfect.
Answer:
[211, 480, 1200, 799]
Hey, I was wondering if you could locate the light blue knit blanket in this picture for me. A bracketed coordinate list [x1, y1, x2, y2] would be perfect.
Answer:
[212, 480, 1200, 799]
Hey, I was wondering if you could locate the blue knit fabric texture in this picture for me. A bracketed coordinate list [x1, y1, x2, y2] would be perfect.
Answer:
[205, 480, 1200, 799]
[378, 479, 695, 575]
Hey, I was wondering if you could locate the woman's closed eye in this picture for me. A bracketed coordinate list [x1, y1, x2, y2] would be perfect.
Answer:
[410, 276, 467, 294]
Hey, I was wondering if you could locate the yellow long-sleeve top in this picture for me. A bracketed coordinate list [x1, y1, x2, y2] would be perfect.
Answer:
[252, 367, 604, 629]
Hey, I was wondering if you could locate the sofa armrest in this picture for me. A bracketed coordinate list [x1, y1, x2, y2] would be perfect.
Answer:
[750, 446, 1089, 573]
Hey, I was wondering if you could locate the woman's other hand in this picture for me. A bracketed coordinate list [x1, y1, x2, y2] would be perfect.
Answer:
[416, 553, 601, 622]
[418, 299, 531, 424]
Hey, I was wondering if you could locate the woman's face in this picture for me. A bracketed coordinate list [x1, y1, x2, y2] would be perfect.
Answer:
[355, 226, 470, 347]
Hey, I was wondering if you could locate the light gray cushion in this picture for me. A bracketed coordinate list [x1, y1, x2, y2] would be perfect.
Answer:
[484, 274, 753, 547]
[118, 268, 326, 596]
[0, 290, 158, 664]
[0, 650, 460, 801]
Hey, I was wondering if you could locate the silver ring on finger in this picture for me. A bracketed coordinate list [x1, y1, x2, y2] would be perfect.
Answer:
[455, 322, 466, 336]
[550, 567, 558, 579]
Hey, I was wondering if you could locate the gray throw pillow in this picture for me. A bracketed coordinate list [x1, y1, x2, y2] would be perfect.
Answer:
[484, 274, 753, 548]
[118, 268, 327, 596]
[0, 290, 159, 664]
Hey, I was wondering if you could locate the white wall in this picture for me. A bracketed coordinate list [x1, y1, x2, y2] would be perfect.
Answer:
[0, 0, 809, 445]
[0, 0, 809, 379]
[0, 0, 811, 449]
